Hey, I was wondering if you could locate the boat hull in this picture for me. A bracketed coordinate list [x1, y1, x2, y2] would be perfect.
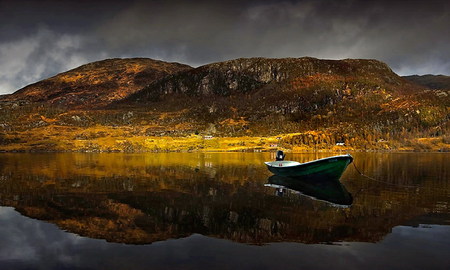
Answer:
[265, 155, 353, 182]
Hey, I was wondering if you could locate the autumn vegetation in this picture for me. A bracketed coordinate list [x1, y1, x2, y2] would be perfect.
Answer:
[0, 57, 449, 152]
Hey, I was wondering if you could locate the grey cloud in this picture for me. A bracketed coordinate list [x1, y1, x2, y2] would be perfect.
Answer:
[0, 0, 449, 94]
[93, 0, 450, 72]
[0, 27, 93, 94]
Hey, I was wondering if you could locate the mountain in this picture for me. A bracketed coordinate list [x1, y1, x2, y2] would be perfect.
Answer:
[403, 74, 450, 90]
[124, 57, 417, 103]
[0, 57, 449, 152]
[1, 58, 192, 109]
[117, 57, 443, 136]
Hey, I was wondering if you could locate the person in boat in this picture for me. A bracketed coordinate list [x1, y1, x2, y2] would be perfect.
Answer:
[275, 187, 285, 197]
[276, 150, 285, 161]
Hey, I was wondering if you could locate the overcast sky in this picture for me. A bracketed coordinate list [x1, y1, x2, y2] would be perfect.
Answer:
[0, 0, 449, 94]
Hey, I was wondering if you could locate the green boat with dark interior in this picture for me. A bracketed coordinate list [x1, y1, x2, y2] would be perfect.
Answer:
[265, 151, 353, 182]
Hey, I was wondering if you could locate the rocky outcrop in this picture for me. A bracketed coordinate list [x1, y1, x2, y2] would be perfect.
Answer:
[125, 57, 407, 103]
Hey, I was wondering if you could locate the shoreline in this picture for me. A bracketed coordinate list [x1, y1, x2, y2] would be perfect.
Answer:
[1, 129, 448, 153]
[0, 146, 448, 153]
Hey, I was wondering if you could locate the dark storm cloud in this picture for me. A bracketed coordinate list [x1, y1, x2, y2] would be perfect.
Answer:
[0, 0, 449, 94]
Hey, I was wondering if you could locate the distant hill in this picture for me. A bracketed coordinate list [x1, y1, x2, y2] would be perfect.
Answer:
[403, 74, 450, 90]
[1, 58, 192, 109]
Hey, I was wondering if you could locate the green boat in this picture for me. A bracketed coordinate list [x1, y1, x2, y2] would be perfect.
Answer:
[265, 152, 353, 182]
[265, 174, 353, 206]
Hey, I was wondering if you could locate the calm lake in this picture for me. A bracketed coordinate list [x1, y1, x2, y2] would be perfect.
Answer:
[0, 152, 449, 270]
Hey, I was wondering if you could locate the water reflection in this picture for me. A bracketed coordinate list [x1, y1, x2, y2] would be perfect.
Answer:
[265, 175, 353, 206]
[1, 206, 449, 270]
[0, 152, 449, 246]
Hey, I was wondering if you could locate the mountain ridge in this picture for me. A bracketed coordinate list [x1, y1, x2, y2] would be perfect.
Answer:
[123, 57, 417, 104]
[0, 57, 448, 152]
[403, 74, 450, 90]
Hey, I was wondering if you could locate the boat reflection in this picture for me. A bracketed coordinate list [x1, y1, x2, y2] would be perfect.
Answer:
[265, 175, 353, 206]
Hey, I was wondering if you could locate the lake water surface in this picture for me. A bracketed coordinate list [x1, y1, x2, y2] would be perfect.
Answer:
[0, 152, 449, 269]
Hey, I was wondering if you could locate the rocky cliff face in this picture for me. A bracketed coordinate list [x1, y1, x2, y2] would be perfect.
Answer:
[116, 57, 436, 138]
[2, 58, 192, 109]
[126, 57, 409, 102]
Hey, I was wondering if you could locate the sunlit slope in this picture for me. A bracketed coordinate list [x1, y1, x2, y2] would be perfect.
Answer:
[1, 58, 192, 109]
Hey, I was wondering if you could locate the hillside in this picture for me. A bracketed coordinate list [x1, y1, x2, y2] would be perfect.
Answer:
[0, 57, 449, 152]
[117, 57, 447, 138]
[1, 58, 192, 109]
[124, 57, 415, 103]
[403, 74, 450, 90]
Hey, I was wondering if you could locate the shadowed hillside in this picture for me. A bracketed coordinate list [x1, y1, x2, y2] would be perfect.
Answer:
[403, 74, 450, 90]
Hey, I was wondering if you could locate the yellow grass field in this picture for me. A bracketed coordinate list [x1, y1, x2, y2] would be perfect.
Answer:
[1, 124, 449, 152]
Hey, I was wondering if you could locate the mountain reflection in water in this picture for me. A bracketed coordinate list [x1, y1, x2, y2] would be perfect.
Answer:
[0, 152, 449, 246]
